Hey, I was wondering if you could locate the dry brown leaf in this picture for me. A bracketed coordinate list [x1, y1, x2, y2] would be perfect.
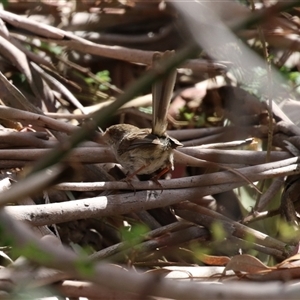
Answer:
[200, 254, 230, 266]
[223, 254, 270, 276]
[277, 253, 300, 269]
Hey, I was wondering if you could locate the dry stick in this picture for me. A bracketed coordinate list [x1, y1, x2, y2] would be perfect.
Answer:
[0, 146, 294, 189]
[0, 9, 227, 72]
[2, 209, 298, 300]
[179, 148, 291, 165]
[252, 198, 300, 224]
[176, 209, 284, 259]
[0, 36, 34, 94]
[195, 137, 254, 149]
[90, 221, 195, 261]
[71, 94, 152, 115]
[0, 210, 160, 298]
[0, 106, 102, 142]
[54, 55, 123, 94]
[11, 36, 55, 70]
[181, 126, 269, 147]
[0, 35, 48, 106]
[31, 63, 87, 114]
[0, 17, 54, 70]
[98, 226, 208, 263]
[0, 148, 111, 164]
[244, 208, 281, 225]
[167, 127, 225, 141]
[4, 184, 244, 226]
[52, 156, 300, 191]
[225, 235, 284, 259]
[174, 150, 262, 194]
[44, 113, 88, 120]
[55, 159, 300, 192]
[17, 201, 55, 237]
[0, 160, 29, 169]
[6, 159, 300, 227]
[55, 280, 137, 300]
[0, 72, 40, 113]
[0, 164, 67, 207]
[0, 146, 291, 166]
[6, 235, 71, 289]
[0, 73, 69, 142]
[173, 202, 290, 256]
[277, 121, 300, 136]
[0, 131, 50, 148]
[243, 177, 285, 223]
[0, 106, 81, 135]
[39, 37, 227, 72]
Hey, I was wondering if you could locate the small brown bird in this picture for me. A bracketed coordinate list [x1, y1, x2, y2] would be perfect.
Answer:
[102, 51, 182, 179]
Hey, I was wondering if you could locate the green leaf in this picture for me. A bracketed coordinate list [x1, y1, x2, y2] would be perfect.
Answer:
[96, 70, 111, 83]
[74, 258, 95, 277]
[211, 221, 226, 242]
[0, 0, 8, 7]
[121, 224, 149, 246]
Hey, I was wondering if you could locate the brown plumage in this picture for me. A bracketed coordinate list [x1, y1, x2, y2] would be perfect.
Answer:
[102, 51, 182, 178]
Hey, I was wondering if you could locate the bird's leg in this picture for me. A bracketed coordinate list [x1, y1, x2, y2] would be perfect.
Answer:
[125, 165, 148, 180]
[121, 176, 136, 193]
[123, 165, 169, 193]
[151, 167, 170, 193]
[122, 164, 150, 194]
